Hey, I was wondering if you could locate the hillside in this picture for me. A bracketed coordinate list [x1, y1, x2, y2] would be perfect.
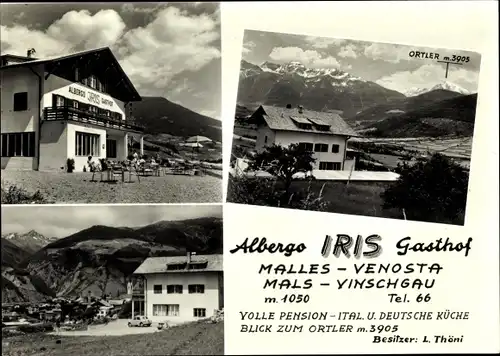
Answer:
[20, 217, 223, 299]
[1, 238, 32, 268]
[237, 60, 405, 117]
[130, 96, 222, 142]
[348, 89, 465, 128]
[364, 93, 478, 138]
[1, 238, 55, 303]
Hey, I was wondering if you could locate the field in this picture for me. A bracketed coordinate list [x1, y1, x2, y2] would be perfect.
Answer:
[352, 137, 472, 159]
[291, 180, 403, 219]
[1, 170, 222, 204]
[350, 137, 472, 170]
[2, 321, 224, 356]
[228, 178, 403, 220]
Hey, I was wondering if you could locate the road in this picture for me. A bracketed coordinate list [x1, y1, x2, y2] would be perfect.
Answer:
[50, 319, 161, 337]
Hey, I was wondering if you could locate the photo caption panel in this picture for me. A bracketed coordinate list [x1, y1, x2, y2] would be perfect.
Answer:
[223, 206, 497, 354]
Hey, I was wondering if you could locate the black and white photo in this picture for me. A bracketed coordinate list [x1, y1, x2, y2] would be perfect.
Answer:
[1, 204, 224, 354]
[228, 29, 481, 226]
[0, 3, 222, 204]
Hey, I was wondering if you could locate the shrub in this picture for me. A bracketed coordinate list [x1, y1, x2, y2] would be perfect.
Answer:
[227, 176, 330, 212]
[381, 153, 468, 224]
[1, 183, 49, 204]
[118, 301, 132, 319]
[66, 158, 75, 173]
[18, 323, 53, 333]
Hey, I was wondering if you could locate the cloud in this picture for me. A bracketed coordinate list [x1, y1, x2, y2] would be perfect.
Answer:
[0, 5, 221, 115]
[376, 63, 480, 93]
[269, 46, 341, 68]
[116, 6, 220, 94]
[120, 4, 162, 14]
[1, 9, 126, 56]
[304, 36, 347, 49]
[242, 40, 256, 55]
[363, 43, 410, 63]
[338, 44, 358, 59]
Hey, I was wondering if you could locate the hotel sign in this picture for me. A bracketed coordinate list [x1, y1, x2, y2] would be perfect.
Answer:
[69, 86, 114, 108]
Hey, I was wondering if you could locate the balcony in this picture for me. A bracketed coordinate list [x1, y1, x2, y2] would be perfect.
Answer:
[44, 107, 145, 132]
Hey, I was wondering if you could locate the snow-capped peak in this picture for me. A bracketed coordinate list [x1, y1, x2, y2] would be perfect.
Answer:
[430, 81, 470, 95]
[240, 60, 364, 88]
[403, 81, 470, 97]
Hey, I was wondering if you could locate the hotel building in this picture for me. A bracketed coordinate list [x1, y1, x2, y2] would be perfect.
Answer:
[0, 47, 144, 172]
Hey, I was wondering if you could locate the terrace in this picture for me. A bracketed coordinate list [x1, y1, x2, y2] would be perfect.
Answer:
[44, 107, 144, 133]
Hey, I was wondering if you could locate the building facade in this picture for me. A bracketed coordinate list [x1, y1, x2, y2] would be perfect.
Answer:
[133, 253, 223, 324]
[251, 105, 357, 171]
[1, 48, 144, 172]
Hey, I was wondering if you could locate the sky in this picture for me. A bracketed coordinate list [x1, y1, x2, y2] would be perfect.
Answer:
[0, 3, 221, 119]
[242, 30, 481, 94]
[1, 204, 222, 238]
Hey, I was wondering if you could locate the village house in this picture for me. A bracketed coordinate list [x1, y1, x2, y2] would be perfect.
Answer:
[132, 253, 223, 323]
[0, 47, 144, 172]
[249, 104, 358, 171]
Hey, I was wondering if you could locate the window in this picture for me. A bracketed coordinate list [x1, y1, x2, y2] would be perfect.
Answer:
[153, 285, 162, 294]
[316, 125, 330, 132]
[75, 132, 100, 157]
[54, 95, 65, 108]
[297, 123, 313, 130]
[153, 304, 179, 317]
[188, 284, 205, 294]
[110, 112, 123, 121]
[13, 92, 28, 111]
[89, 75, 97, 89]
[188, 262, 208, 270]
[74, 68, 79, 82]
[167, 263, 187, 271]
[167, 285, 183, 294]
[264, 136, 268, 144]
[331, 144, 340, 153]
[314, 143, 328, 152]
[79, 102, 89, 112]
[106, 139, 117, 159]
[193, 308, 206, 318]
[319, 162, 341, 170]
[298, 142, 313, 151]
[1, 132, 35, 157]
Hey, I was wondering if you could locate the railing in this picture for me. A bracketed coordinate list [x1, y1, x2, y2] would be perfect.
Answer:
[132, 288, 145, 296]
[44, 107, 145, 132]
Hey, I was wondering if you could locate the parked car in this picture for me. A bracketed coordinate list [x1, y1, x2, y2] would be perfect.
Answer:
[128, 315, 152, 327]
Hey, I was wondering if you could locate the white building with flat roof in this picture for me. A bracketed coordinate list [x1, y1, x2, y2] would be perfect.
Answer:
[1, 47, 145, 172]
[132, 253, 223, 324]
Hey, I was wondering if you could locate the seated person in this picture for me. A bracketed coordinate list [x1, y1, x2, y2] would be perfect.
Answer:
[87, 156, 96, 172]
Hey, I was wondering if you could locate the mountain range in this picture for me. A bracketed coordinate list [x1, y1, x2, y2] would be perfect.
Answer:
[236, 60, 477, 138]
[1, 217, 222, 303]
[403, 81, 470, 97]
[131, 96, 222, 142]
[238, 60, 405, 117]
[3, 230, 59, 254]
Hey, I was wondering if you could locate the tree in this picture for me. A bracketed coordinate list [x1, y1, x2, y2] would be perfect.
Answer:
[247, 143, 316, 196]
[382, 153, 469, 224]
